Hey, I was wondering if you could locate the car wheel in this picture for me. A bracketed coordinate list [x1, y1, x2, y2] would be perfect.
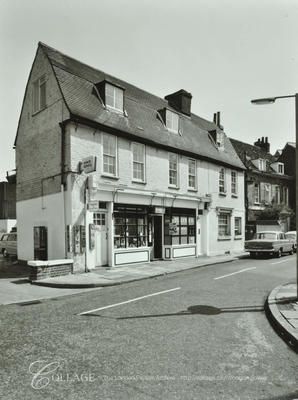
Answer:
[289, 248, 294, 255]
[3, 249, 8, 258]
[275, 249, 282, 258]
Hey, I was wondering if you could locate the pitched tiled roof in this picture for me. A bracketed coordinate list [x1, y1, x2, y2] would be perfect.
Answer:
[40, 43, 245, 170]
[230, 138, 277, 172]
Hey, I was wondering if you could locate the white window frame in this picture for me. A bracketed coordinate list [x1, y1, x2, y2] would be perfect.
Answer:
[132, 142, 146, 183]
[102, 133, 117, 177]
[254, 183, 260, 204]
[33, 75, 46, 113]
[216, 131, 224, 148]
[218, 212, 231, 237]
[169, 153, 179, 187]
[234, 217, 242, 237]
[219, 168, 226, 194]
[231, 171, 238, 195]
[188, 159, 197, 190]
[166, 110, 179, 133]
[264, 183, 270, 204]
[259, 159, 266, 171]
[105, 83, 124, 113]
[274, 185, 281, 204]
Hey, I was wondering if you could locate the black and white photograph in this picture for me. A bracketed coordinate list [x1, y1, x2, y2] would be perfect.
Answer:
[0, 1, 297, 399]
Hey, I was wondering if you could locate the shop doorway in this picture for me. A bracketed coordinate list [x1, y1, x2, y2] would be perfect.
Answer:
[93, 212, 108, 266]
[153, 215, 163, 259]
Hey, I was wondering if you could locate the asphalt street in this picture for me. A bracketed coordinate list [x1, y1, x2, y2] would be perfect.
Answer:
[0, 255, 297, 400]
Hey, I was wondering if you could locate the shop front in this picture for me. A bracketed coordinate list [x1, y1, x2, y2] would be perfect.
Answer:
[112, 203, 197, 266]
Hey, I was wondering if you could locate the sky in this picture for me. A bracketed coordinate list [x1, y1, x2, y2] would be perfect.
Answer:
[0, 0, 297, 181]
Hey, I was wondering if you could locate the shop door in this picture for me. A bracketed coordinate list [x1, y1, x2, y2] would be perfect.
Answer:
[93, 213, 108, 266]
[153, 216, 163, 259]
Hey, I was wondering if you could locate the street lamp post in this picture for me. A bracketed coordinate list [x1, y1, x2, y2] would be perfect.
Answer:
[251, 94, 298, 300]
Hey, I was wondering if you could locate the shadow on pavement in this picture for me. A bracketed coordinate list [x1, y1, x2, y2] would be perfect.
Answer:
[116, 304, 265, 320]
[81, 304, 264, 319]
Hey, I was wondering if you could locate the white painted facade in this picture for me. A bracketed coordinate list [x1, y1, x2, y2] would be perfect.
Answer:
[0, 220, 16, 234]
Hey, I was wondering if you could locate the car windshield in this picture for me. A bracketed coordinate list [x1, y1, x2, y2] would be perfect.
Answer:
[255, 233, 277, 240]
[285, 233, 296, 240]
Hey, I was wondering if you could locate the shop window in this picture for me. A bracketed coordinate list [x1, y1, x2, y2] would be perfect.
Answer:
[218, 213, 231, 237]
[114, 205, 148, 248]
[164, 212, 196, 245]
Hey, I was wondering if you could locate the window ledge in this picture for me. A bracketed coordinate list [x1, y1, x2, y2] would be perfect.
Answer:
[219, 192, 227, 196]
[101, 174, 119, 180]
[132, 180, 146, 185]
[187, 188, 198, 192]
[231, 194, 238, 198]
[217, 236, 232, 241]
[234, 236, 243, 240]
[168, 185, 180, 190]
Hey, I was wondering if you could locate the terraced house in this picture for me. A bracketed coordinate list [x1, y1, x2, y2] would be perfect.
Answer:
[15, 43, 245, 271]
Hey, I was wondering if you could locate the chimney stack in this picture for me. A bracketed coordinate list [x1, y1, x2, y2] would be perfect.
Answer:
[165, 89, 192, 116]
[254, 136, 270, 153]
[213, 111, 223, 130]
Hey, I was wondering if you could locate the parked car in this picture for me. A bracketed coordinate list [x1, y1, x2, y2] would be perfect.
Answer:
[285, 231, 297, 252]
[0, 232, 17, 257]
[245, 231, 294, 258]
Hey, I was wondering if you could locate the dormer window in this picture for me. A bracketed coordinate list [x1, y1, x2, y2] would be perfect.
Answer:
[270, 161, 284, 175]
[105, 83, 124, 112]
[259, 159, 266, 171]
[33, 75, 46, 113]
[216, 131, 224, 148]
[166, 110, 179, 133]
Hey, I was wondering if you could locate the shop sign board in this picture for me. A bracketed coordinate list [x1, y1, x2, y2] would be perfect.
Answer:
[154, 207, 165, 214]
[88, 201, 99, 211]
[80, 156, 97, 173]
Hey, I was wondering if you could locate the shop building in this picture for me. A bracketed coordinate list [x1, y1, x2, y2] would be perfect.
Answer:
[15, 43, 245, 271]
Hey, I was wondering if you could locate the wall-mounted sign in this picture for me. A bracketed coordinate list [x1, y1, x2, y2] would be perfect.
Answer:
[80, 156, 97, 173]
[154, 207, 165, 214]
[88, 201, 99, 211]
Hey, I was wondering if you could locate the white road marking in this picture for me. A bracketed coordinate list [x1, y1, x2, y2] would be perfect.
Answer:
[271, 258, 292, 265]
[78, 287, 181, 315]
[214, 267, 256, 280]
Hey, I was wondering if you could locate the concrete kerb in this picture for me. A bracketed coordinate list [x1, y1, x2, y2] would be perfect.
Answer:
[31, 256, 239, 289]
[265, 285, 298, 353]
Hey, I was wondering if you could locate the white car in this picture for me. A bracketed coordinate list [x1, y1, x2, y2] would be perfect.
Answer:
[285, 231, 297, 253]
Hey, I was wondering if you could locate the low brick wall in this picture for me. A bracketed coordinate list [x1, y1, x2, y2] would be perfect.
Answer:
[28, 259, 74, 281]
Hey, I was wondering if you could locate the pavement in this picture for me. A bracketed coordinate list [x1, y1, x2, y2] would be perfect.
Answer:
[0, 253, 244, 305]
[266, 283, 298, 352]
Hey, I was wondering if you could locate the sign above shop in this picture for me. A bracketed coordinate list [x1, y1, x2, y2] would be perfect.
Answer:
[80, 156, 97, 173]
[154, 207, 165, 214]
[88, 201, 99, 211]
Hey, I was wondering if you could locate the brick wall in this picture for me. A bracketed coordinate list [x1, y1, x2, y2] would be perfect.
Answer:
[16, 46, 70, 202]
[29, 262, 73, 281]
